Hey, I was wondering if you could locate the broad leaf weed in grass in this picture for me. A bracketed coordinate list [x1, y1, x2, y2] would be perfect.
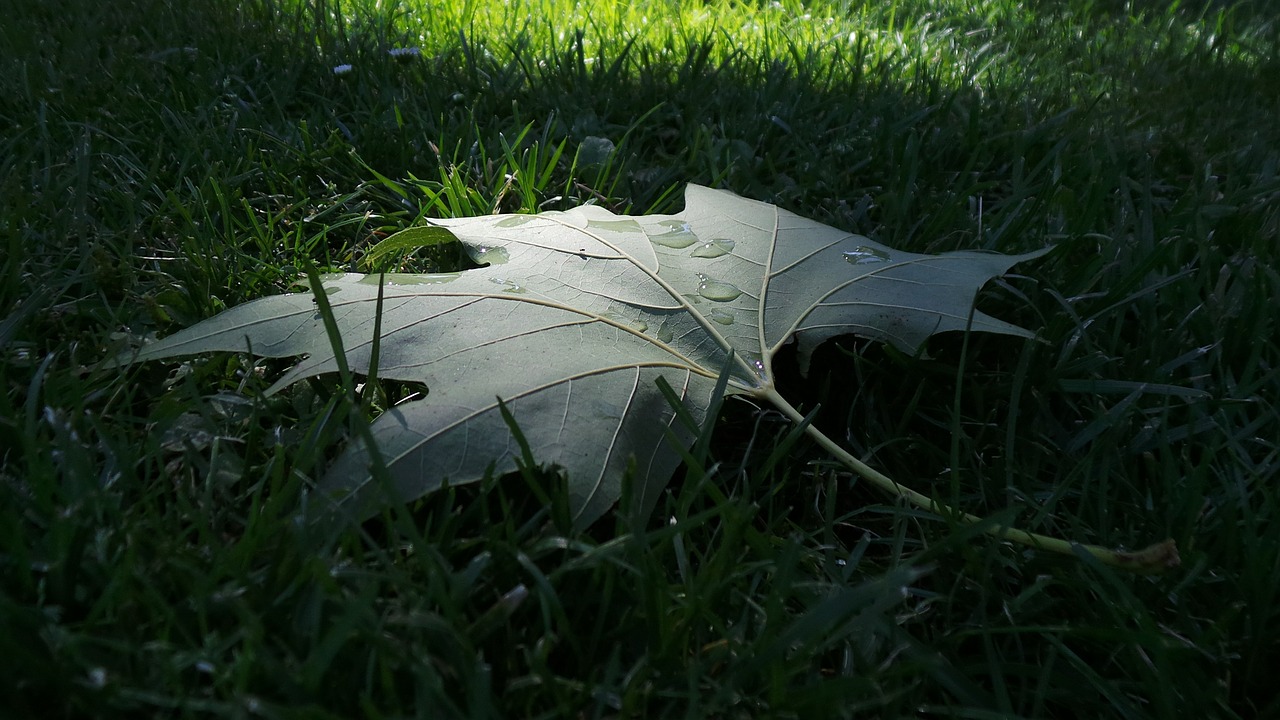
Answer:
[3, 0, 1279, 716]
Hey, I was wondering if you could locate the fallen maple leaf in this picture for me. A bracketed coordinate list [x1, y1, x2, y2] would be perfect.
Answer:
[124, 185, 1177, 572]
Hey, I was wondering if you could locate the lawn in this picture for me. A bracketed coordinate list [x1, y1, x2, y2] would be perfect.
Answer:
[2, 0, 1278, 717]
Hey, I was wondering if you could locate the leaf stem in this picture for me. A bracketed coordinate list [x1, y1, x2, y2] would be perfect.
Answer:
[759, 388, 1180, 574]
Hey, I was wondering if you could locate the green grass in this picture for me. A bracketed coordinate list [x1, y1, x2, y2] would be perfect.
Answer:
[2, 0, 1278, 716]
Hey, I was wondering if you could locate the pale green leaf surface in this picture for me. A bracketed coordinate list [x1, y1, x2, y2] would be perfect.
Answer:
[126, 185, 1048, 526]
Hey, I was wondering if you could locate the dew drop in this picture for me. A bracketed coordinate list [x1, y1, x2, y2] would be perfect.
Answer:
[360, 272, 461, 285]
[587, 218, 642, 234]
[648, 220, 699, 249]
[656, 319, 675, 343]
[690, 238, 736, 258]
[496, 215, 534, 228]
[695, 273, 743, 302]
[600, 311, 647, 332]
[489, 277, 525, 293]
[708, 309, 734, 325]
[842, 245, 891, 265]
[473, 246, 510, 265]
[417, 273, 462, 284]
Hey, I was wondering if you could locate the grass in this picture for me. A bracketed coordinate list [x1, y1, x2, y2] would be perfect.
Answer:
[2, 0, 1278, 716]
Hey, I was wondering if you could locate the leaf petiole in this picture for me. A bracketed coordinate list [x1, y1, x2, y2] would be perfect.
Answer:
[758, 387, 1180, 574]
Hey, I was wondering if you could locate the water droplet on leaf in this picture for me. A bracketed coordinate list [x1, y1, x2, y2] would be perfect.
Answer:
[656, 319, 675, 343]
[600, 312, 647, 332]
[695, 273, 743, 302]
[708, 309, 734, 325]
[360, 272, 461, 285]
[587, 218, 642, 234]
[690, 238, 736, 258]
[648, 220, 699, 248]
[842, 245, 890, 265]
[489, 277, 525, 293]
[496, 216, 535, 228]
[473, 246, 510, 265]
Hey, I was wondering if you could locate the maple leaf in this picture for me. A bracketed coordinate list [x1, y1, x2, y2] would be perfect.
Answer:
[124, 185, 1178, 572]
